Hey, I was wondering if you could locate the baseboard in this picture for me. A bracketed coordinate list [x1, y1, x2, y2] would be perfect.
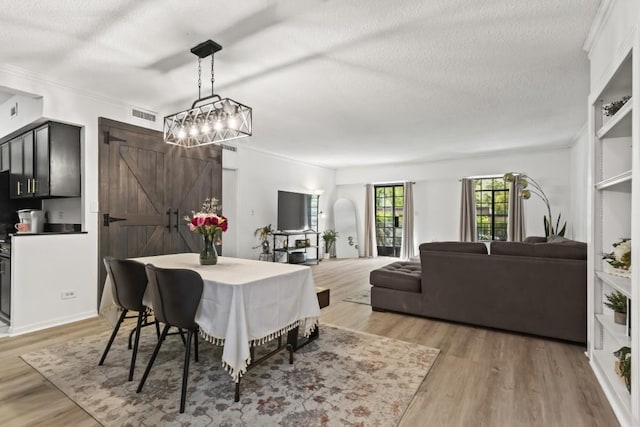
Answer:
[9, 310, 98, 337]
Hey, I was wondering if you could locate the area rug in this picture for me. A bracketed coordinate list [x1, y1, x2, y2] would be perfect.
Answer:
[21, 324, 439, 426]
[343, 288, 371, 306]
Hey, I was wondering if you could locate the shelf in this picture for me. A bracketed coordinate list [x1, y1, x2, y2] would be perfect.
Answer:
[596, 314, 631, 348]
[596, 270, 631, 297]
[595, 170, 632, 192]
[597, 98, 633, 139]
[592, 349, 631, 418]
[274, 246, 319, 252]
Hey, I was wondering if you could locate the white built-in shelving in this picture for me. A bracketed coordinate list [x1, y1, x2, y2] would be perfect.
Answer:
[588, 22, 639, 426]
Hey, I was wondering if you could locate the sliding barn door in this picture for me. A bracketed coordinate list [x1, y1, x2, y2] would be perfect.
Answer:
[98, 118, 222, 304]
[166, 145, 222, 254]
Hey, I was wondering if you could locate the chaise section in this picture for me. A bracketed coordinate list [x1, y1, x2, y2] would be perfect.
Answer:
[370, 261, 421, 313]
[369, 261, 421, 293]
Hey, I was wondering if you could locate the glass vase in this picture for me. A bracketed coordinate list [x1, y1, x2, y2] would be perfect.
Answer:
[200, 234, 218, 265]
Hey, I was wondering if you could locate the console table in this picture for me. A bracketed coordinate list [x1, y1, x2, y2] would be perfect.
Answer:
[271, 231, 320, 265]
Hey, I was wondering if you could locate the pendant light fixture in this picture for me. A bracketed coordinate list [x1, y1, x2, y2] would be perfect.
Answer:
[164, 40, 252, 147]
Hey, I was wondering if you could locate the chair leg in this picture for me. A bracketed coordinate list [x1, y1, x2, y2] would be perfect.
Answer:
[154, 319, 160, 339]
[180, 330, 193, 413]
[99, 309, 128, 366]
[128, 310, 145, 381]
[178, 328, 187, 346]
[194, 329, 199, 363]
[128, 326, 135, 350]
[137, 324, 170, 393]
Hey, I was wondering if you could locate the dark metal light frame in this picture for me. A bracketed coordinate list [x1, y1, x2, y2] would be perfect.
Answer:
[164, 40, 252, 148]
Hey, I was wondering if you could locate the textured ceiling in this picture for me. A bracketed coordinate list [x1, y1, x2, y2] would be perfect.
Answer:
[0, 0, 599, 168]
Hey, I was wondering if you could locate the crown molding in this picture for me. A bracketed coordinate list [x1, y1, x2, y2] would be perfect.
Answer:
[0, 63, 159, 114]
[583, 0, 614, 55]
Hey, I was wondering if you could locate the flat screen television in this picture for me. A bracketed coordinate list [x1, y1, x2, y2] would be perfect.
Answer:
[277, 190, 313, 231]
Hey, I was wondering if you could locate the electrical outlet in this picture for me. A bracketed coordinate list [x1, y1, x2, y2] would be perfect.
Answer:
[61, 290, 76, 299]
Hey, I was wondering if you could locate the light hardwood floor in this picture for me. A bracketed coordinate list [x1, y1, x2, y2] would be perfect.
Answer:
[0, 257, 619, 426]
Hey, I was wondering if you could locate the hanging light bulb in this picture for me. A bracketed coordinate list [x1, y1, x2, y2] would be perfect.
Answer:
[213, 117, 224, 131]
[201, 122, 211, 133]
[189, 124, 199, 136]
[177, 127, 187, 139]
[228, 115, 238, 130]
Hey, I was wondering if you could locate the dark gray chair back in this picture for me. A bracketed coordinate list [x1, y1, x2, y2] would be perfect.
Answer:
[145, 264, 203, 330]
[104, 256, 147, 312]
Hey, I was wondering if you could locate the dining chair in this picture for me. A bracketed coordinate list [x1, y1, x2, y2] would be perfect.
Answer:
[99, 256, 159, 381]
[137, 264, 204, 414]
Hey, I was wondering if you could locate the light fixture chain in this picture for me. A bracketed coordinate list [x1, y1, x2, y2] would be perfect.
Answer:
[197, 57, 202, 100]
[211, 55, 215, 96]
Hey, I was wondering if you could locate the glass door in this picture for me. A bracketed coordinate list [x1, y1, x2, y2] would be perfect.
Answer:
[375, 184, 403, 256]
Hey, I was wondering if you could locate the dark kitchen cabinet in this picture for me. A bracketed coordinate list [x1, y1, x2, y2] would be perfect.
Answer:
[9, 122, 80, 199]
[0, 143, 8, 172]
[9, 132, 32, 198]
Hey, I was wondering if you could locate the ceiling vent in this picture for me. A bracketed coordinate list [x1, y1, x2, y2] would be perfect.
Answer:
[131, 108, 157, 123]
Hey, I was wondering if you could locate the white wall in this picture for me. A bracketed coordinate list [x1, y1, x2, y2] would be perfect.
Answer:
[0, 92, 43, 136]
[11, 233, 94, 335]
[569, 125, 589, 241]
[0, 66, 162, 334]
[234, 147, 336, 260]
[336, 147, 572, 256]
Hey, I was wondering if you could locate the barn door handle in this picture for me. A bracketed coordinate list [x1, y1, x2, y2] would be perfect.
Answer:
[174, 210, 180, 231]
[166, 209, 172, 231]
[103, 214, 127, 226]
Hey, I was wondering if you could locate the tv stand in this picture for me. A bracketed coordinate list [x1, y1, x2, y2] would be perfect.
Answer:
[271, 231, 320, 265]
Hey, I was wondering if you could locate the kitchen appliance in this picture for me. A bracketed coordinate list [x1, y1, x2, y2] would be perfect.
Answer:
[0, 241, 10, 322]
[17, 209, 31, 233]
[16, 209, 46, 233]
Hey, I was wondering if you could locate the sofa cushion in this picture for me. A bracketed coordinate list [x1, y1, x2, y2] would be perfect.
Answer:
[523, 236, 547, 243]
[419, 242, 488, 254]
[491, 241, 586, 260]
[370, 261, 421, 293]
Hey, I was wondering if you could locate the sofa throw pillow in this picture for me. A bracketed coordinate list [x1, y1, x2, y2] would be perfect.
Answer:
[419, 242, 488, 254]
[547, 235, 570, 243]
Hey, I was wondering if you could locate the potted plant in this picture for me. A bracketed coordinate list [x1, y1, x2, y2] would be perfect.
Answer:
[605, 291, 628, 325]
[321, 229, 338, 260]
[613, 346, 631, 392]
[253, 224, 274, 254]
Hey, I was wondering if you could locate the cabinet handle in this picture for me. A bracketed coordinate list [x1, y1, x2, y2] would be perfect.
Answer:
[26, 179, 31, 193]
[166, 209, 172, 231]
[174, 210, 180, 231]
[33, 179, 38, 194]
[17, 181, 21, 195]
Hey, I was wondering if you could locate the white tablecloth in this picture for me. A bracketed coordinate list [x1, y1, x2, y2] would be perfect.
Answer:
[99, 253, 320, 381]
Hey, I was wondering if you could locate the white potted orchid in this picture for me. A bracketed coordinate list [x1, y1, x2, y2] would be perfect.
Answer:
[603, 238, 631, 278]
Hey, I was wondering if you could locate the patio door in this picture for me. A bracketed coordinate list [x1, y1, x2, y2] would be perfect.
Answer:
[375, 184, 403, 257]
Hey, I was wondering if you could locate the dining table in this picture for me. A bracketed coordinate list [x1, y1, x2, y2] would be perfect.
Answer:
[99, 253, 321, 385]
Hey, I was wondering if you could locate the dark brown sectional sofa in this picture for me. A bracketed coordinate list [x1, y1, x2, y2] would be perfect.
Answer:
[370, 237, 587, 344]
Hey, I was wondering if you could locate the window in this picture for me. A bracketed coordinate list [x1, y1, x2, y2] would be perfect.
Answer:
[375, 184, 403, 256]
[475, 178, 509, 241]
[310, 195, 319, 231]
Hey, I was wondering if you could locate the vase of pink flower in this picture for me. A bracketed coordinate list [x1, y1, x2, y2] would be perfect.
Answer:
[185, 198, 228, 265]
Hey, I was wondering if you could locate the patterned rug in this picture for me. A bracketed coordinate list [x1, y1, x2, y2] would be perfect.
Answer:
[21, 324, 439, 426]
[343, 288, 371, 306]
